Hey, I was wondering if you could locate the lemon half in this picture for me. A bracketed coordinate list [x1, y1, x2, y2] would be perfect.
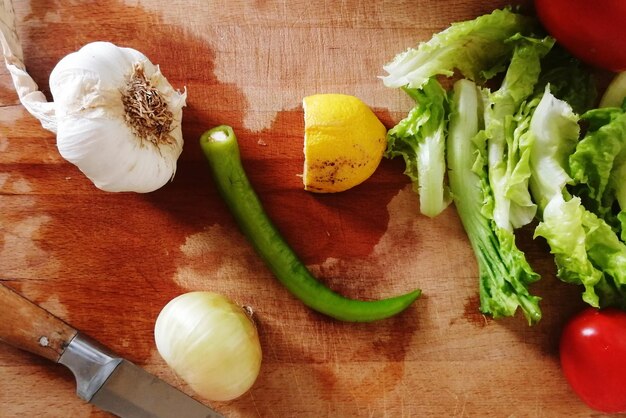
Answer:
[302, 94, 387, 193]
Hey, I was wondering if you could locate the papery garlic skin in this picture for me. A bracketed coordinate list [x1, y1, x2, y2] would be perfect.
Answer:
[154, 292, 262, 402]
[2, 1, 186, 192]
[49, 42, 186, 192]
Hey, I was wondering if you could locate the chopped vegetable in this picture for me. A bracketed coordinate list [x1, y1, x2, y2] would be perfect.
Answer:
[383, 8, 548, 322]
[199, 125, 421, 322]
[382, 6, 612, 323]
[448, 79, 541, 323]
[385, 78, 450, 217]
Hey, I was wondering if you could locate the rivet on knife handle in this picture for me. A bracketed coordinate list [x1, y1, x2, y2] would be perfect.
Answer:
[0, 283, 77, 362]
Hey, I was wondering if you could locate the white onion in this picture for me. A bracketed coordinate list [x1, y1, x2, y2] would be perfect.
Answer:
[154, 292, 262, 401]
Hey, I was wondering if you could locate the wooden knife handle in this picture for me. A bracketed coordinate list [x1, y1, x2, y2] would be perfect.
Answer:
[0, 284, 77, 362]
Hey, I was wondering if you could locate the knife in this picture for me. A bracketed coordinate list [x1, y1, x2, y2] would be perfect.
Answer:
[0, 283, 224, 418]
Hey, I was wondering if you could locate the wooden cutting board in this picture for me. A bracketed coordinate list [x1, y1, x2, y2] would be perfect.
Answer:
[0, 0, 607, 417]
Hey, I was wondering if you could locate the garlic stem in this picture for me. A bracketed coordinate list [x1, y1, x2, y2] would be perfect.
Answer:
[121, 64, 175, 147]
[0, 0, 57, 132]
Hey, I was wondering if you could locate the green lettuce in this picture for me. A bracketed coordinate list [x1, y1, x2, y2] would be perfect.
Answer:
[448, 79, 541, 324]
[535, 194, 626, 309]
[484, 35, 553, 231]
[529, 89, 626, 309]
[385, 78, 450, 217]
[384, 8, 547, 322]
[569, 102, 626, 239]
[528, 86, 580, 211]
[381, 8, 537, 89]
[535, 46, 597, 114]
[382, 6, 611, 322]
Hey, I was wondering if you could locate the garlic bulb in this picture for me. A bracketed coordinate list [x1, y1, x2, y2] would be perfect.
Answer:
[154, 292, 262, 402]
[0, 1, 186, 192]
[50, 42, 186, 192]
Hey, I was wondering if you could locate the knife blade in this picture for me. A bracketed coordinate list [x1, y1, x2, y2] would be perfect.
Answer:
[0, 283, 224, 418]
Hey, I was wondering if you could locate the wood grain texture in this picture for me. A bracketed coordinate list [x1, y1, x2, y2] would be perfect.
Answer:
[0, 284, 77, 362]
[0, 0, 613, 417]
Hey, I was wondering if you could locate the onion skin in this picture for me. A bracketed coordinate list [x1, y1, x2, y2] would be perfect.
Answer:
[154, 292, 262, 401]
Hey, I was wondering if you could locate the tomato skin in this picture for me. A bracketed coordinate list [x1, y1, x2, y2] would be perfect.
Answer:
[560, 308, 626, 413]
[534, 0, 626, 72]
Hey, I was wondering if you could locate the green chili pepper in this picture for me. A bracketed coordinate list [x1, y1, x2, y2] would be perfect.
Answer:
[199, 125, 421, 322]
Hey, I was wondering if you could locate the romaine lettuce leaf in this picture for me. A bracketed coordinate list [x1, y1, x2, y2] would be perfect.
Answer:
[534, 194, 603, 306]
[530, 89, 626, 309]
[535, 194, 626, 309]
[581, 209, 626, 308]
[381, 8, 537, 89]
[484, 34, 553, 231]
[569, 102, 626, 237]
[382, 5, 617, 322]
[528, 86, 580, 210]
[385, 78, 450, 217]
[448, 79, 541, 324]
[535, 46, 597, 114]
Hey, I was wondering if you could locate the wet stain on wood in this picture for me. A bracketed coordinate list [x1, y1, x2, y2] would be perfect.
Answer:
[18, 0, 413, 369]
[4, 1, 596, 417]
[461, 294, 491, 327]
[17, 0, 251, 366]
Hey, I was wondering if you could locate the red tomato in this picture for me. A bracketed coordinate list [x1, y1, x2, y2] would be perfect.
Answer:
[560, 308, 626, 413]
[535, 0, 626, 72]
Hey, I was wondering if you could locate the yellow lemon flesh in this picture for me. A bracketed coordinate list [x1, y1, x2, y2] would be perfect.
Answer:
[302, 94, 387, 193]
